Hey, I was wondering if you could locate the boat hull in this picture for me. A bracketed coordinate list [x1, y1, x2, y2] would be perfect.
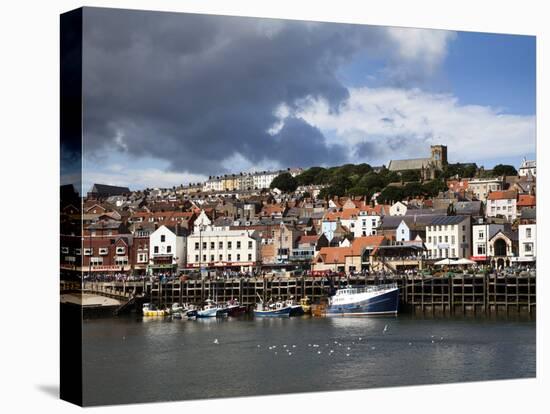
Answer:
[226, 305, 247, 317]
[253, 306, 292, 317]
[197, 308, 228, 318]
[289, 305, 305, 316]
[326, 288, 399, 316]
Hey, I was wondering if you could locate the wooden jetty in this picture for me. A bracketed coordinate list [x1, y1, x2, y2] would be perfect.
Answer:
[65, 272, 536, 316]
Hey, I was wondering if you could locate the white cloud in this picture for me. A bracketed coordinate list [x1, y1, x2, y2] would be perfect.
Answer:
[385, 27, 457, 74]
[293, 86, 535, 166]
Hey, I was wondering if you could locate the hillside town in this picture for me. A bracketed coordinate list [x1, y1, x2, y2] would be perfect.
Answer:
[60, 145, 536, 280]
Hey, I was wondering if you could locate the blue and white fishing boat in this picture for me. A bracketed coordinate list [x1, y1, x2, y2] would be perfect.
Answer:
[253, 301, 292, 317]
[326, 283, 399, 316]
[196, 299, 228, 318]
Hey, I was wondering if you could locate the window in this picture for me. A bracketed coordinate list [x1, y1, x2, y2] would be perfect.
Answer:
[428, 236, 432, 243]
[84, 248, 92, 256]
[462, 225, 466, 231]
[444, 236, 448, 243]
[115, 257, 128, 266]
[248, 254, 252, 261]
[228, 241, 232, 249]
[210, 255, 214, 261]
[91, 257, 103, 265]
[477, 245, 486, 255]
[451, 235, 455, 245]
[237, 241, 241, 249]
[195, 255, 199, 262]
[462, 235, 466, 243]
[237, 254, 241, 261]
[478, 230, 484, 240]
[526, 228, 532, 238]
[195, 242, 199, 250]
[438, 236, 442, 243]
[248, 241, 253, 249]
[116, 246, 125, 255]
[219, 254, 223, 261]
[154, 246, 159, 254]
[203, 255, 207, 262]
[401, 229, 405, 234]
[202, 242, 207, 250]
[210, 242, 215, 249]
[228, 254, 232, 261]
[524, 243, 533, 254]
[61, 247, 69, 254]
[99, 247, 108, 256]
[160, 235, 165, 242]
[167, 245, 172, 253]
[451, 248, 455, 257]
[138, 253, 148, 263]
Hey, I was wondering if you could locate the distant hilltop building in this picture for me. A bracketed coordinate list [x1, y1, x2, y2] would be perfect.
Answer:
[202, 168, 303, 192]
[518, 158, 536, 178]
[388, 145, 448, 180]
[87, 183, 130, 199]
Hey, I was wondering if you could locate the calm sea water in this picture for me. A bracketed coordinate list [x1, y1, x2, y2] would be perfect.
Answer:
[82, 314, 535, 406]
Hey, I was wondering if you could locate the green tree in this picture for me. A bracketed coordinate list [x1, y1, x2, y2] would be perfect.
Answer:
[402, 182, 424, 198]
[422, 179, 447, 197]
[270, 172, 298, 193]
[400, 170, 421, 182]
[377, 186, 405, 204]
[492, 164, 518, 177]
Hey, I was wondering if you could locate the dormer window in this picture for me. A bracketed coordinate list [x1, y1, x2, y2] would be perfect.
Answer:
[116, 246, 125, 255]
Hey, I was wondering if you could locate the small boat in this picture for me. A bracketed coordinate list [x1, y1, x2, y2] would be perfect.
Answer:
[253, 300, 292, 317]
[326, 283, 399, 316]
[142, 303, 166, 317]
[300, 296, 312, 314]
[196, 299, 228, 318]
[169, 303, 185, 314]
[225, 299, 247, 317]
[285, 297, 305, 316]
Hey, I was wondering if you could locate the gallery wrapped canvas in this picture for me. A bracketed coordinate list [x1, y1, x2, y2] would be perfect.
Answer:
[60, 7, 536, 407]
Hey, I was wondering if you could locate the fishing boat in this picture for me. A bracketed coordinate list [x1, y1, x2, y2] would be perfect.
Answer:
[225, 299, 248, 317]
[285, 297, 305, 316]
[142, 303, 166, 317]
[326, 283, 399, 316]
[253, 300, 292, 317]
[196, 299, 228, 318]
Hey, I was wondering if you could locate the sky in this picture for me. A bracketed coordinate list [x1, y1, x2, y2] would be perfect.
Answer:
[78, 7, 536, 191]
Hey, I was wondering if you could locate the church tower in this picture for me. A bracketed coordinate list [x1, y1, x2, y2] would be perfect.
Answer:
[430, 145, 448, 169]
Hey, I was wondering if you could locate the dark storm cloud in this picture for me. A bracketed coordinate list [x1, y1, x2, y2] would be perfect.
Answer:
[82, 8, 420, 174]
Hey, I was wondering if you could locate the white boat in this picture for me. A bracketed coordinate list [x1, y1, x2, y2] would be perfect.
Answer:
[196, 299, 228, 318]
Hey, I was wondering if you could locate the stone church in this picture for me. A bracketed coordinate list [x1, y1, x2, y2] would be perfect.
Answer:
[387, 145, 448, 181]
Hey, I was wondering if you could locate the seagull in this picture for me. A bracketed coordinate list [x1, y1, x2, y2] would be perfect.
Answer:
[431, 340, 435, 344]
[371, 346, 376, 350]
[213, 338, 219, 344]
[292, 345, 296, 348]
[347, 347, 351, 350]
[283, 345, 287, 348]
[358, 337, 362, 341]
[383, 324, 388, 334]
[318, 351, 322, 354]
[346, 353, 350, 357]
[408, 342, 412, 346]
[288, 352, 292, 356]
[257, 345, 261, 348]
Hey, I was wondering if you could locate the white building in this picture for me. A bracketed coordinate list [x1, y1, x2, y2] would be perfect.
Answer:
[517, 223, 536, 263]
[471, 222, 505, 262]
[390, 201, 407, 216]
[186, 226, 261, 272]
[518, 158, 536, 177]
[425, 216, 471, 259]
[252, 170, 281, 189]
[468, 178, 504, 202]
[352, 211, 381, 237]
[486, 191, 517, 222]
[149, 225, 187, 272]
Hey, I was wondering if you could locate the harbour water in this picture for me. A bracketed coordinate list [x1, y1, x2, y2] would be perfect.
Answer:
[82, 314, 535, 406]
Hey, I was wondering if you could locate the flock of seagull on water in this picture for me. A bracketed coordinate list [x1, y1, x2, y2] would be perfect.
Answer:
[211, 324, 445, 357]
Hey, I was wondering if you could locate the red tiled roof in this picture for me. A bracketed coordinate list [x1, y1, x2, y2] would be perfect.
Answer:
[316, 247, 352, 264]
[488, 190, 517, 200]
[350, 235, 386, 256]
[517, 195, 536, 207]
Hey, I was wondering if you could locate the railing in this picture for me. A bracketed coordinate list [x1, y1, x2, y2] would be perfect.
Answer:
[335, 283, 398, 296]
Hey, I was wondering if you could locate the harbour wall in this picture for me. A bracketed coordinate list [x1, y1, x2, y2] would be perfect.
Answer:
[76, 273, 536, 316]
